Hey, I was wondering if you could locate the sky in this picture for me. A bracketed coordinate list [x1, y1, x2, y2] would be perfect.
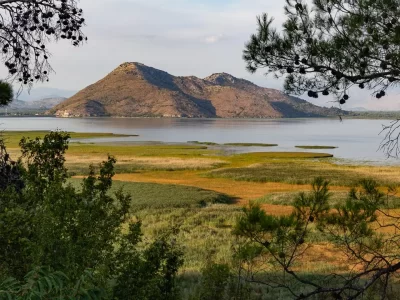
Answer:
[4, 0, 400, 110]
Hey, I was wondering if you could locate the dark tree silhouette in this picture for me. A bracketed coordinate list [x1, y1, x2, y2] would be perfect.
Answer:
[0, 0, 86, 91]
[0, 80, 12, 104]
[244, 0, 400, 105]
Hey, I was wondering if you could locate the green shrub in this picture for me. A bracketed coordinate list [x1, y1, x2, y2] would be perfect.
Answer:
[0, 131, 183, 299]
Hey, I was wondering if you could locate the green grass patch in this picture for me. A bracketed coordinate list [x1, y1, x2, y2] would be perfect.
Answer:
[68, 179, 236, 210]
[295, 145, 338, 149]
[67, 160, 227, 175]
[1, 131, 136, 147]
[224, 143, 278, 147]
[67, 144, 213, 157]
[235, 152, 333, 159]
[137, 205, 242, 271]
[229, 152, 334, 165]
[188, 141, 219, 146]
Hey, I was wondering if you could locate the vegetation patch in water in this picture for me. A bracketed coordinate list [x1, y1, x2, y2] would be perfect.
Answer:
[295, 145, 338, 149]
[188, 141, 219, 146]
[1, 131, 137, 147]
[224, 143, 278, 147]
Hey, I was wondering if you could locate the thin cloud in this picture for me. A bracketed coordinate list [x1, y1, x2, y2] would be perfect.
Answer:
[204, 34, 226, 44]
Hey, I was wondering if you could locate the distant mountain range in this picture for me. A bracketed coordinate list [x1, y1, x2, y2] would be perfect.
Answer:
[347, 107, 369, 112]
[48, 62, 349, 118]
[16, 88, 76, 102]
[1, 97, 66, 114]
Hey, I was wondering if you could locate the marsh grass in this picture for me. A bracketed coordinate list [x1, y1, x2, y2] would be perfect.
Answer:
[68, 177, 242, 292]
[137, 204, 242, 273]
[228, 152, 334, 167]
[0, 131, 135, 147]
[8, 131, 400, 299]
[67, 144, 213, 157]
[66, 156, 228, 174]
[206, 160, 400, 186]
[68, 179, 236, 210]
[296, 145, 338, 149]
[255, 191, 350, 206]
[71, 178, 241, 272]
[188, 141, 219, 146]
[224, 143, 278, 147]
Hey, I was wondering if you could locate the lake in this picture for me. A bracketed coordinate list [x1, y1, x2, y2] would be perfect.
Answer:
[0, 117, 398, 164]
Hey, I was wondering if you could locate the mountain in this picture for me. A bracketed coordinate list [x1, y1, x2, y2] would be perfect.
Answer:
[16, 88, 76, 102]
[347, 107, 369, 112]
[49, 62, 348, 118]
[3, 97, 66, 114]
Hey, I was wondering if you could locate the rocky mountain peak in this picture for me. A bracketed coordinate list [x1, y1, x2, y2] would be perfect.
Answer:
[205, 73, 237, 84]
[110, 62, 176, 89]
[204, 73, 257, 90]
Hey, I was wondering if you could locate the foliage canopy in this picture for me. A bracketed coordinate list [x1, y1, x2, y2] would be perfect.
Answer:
[244, 0, 400, 105]
[0, 131, 183, 299]
[0, 0, 87, 90]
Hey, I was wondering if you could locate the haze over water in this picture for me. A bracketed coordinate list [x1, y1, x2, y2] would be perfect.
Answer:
[0, 117, 397, 164]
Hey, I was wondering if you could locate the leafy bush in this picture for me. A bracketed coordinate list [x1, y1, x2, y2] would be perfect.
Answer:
[0, 131, 183, 299]
[0, 267, 104, 299]
[198, 263, 231, 300]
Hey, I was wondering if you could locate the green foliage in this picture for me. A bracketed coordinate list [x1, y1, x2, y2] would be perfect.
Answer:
[198, 263, 232, 300]
[0, 140, 23, 191]
[244, 0, 400, 102]
[113, 230, 184, 300]
[0, 267, 104, 300]
[0, 131, 183, 299]
[20, 131, 70, 194]
[0, 82, 13, 106]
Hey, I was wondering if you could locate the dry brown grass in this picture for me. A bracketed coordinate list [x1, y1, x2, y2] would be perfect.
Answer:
[297, 243, 353, 273]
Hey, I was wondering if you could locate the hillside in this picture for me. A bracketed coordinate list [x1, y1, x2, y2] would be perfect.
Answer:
[1, 97, 66, 115]
[49, 62, 348, 118]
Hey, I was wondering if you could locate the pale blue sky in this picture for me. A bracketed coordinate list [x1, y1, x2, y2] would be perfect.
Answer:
[4, 0, 400, 110]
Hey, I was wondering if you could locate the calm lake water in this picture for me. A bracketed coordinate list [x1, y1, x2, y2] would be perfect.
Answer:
[0, 117, 398, 164]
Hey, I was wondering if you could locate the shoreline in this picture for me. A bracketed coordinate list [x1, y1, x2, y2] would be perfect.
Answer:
[0, 114, 399, 121]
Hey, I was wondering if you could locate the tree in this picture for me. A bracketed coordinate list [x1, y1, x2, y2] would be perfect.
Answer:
[0, 0, 87, 105]
[234, 177, 400, 299]
[244, 0, 400, 104]
[0, 81, 13, 105]
[244, 0, 400, 157]
[0, 131, 183, 299]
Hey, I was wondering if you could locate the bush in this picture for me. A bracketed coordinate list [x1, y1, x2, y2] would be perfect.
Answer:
[199, 263, 231, 300]
[0, 131, 183, 299]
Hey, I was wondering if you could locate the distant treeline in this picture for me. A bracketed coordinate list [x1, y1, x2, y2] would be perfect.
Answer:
[348, 111, 400, 119]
